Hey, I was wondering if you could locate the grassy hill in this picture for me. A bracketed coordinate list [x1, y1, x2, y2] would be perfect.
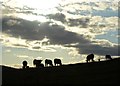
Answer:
[1, 58, 120, 85]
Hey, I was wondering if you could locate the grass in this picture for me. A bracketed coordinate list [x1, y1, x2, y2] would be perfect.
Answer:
[1, 58, 120, 85]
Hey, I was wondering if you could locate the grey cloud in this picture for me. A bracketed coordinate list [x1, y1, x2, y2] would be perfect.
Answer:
[46, 13, 90, 28]
[2, 16, 118, 56]
[47, 13, 66, 23]
[12, 44, 28, 48]
[66, 43, 119, 56]
[2, 16, 90, 45]
[32, 46, 41, 49]
[59, 1, 118, 17]
[47, 13, 90, 27]
[80, 44, 119, 56]
[67, 18, 90, 28]
[2, 16, 41, 40]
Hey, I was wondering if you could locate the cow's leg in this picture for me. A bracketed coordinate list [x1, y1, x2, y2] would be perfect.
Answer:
[86, 59, 88, 63]
[60, 63, 62, 66]
[45, 63, 47, 67]
[51, 63, 53, 66]
[92, 58, 94, 62]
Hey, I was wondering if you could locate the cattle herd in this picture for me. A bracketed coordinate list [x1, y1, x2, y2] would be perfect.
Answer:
[22, 58, 62, 69]
[22, 54, 112, 69]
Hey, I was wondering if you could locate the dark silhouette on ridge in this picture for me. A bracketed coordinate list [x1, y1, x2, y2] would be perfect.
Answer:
[22, 60, 29, 69]
[33, 59, 44, 68]
[86, 54, 94, 63]
[45, 59, 53, 67]
[105, 55, 112, 60]
[54, 58, 62, 66]
[98, 58, 101, 62]
[2, 58, 120, 85]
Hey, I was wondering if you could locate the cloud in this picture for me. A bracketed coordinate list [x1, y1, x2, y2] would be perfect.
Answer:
[64, 34, 119, 56]
[5, 49, 11, 53]
[17, 55, 32, 59]
[47, 13, 66, 23]
[59, 1, 118, 17]
[66, 42, 119, 56]
[35, 57, 43, 60]
[81, 16, 118, 37]
[93, 1, 118, 11]
[0, 35, 29, 48]
[2, 16, 90, 45]
[28, 46, 57, 52]
[68, 48, 80, 57]
[0, 34, 57, 52]
[1, 0, 119, 58]
[67, 17, 90, 28]
[2, 14, 119, 56]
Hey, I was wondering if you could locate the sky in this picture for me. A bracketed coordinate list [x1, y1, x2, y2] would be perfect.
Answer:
[0, 0, 120, 68]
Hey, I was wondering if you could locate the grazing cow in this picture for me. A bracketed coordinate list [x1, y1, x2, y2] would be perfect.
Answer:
[98, 58, 101, 62]
[33, 59, 44, 68]
[86, 54, 94, 63]
[54, 58, 62, 66]
[105, 55, 112, 60]
[22, 60, 28, 69]
[45, 59, 53, 67]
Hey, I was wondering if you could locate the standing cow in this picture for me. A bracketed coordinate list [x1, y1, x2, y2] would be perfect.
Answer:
[86, 54, 94, 63]
[105, 55, 112, 60]
[54, 58, 62, 66]
[33, 59, 44, 68]
[22, 60, 29, 69]
[45, 59, 53, 67]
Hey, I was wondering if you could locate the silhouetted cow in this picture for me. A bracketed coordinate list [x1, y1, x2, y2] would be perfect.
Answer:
[22, 60, 28, 69]
[98, 58, 101, 62]
[105, 55, 112, 60]
[54, 58, 62, 66]
[33, 59, 44, 68]
[45, 59, 53, 67]
[86, 54, 94, 63]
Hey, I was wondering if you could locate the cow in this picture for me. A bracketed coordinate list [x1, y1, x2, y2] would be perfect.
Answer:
[45, 59, 53, 67]
[22, 60, 29, 69]
[86, 54, 94, 63]
[54, 58, 62, 66]
[105, 55, 112, 60]
[33, 59, 44, 68]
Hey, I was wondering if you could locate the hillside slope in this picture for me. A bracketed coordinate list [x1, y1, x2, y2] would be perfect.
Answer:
[1, 58, 120, 85]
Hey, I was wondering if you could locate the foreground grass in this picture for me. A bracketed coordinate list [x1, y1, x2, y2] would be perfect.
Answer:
[1, 58, 120, 85]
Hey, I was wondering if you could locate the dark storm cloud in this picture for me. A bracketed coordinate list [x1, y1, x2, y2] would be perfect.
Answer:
[12, 44, 28, 48]
[2, 16, 90, 44]
[47, 13, 66, 23]
[2, 16, 41, 40]
[2, 16, 119, 56]
[46, 13, 90, 28]
[67, 18, 90, 28]
[66, 43, 119, 56]
[80, 44, 119, 56]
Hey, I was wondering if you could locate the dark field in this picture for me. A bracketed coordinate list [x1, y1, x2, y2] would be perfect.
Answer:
[1, 58, 120, 85]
